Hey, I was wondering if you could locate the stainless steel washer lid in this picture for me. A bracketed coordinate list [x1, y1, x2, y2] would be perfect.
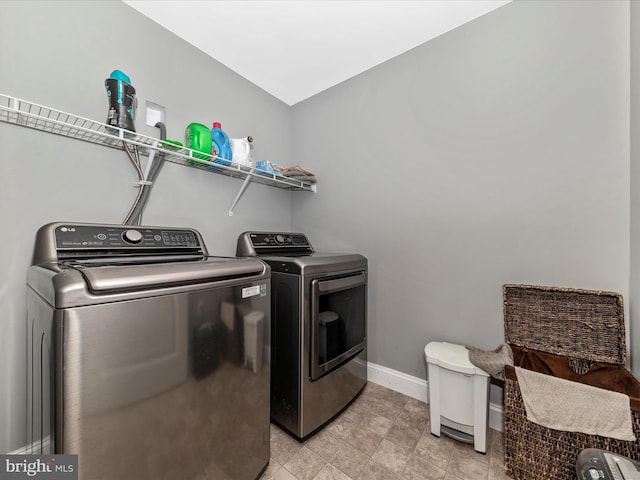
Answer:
[77, 257, 267, 293]
[28, 222, 270, 308]
[28, 257, 269, 308]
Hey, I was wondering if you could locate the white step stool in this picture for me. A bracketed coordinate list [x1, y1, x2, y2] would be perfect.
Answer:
[424, 341, 490, 453]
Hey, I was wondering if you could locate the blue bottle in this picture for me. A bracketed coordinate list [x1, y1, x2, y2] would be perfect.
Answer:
[211, 122, 232, 166]
[105, 69, 136, 133]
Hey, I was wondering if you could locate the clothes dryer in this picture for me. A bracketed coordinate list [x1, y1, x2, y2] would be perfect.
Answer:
[237, 231, 367, 440]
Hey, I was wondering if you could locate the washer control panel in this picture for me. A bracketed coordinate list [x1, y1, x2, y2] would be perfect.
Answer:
[54, 225, 200, 251]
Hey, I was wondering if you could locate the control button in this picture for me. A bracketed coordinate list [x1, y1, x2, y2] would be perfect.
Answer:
[122, 229, 143, 244]
[275, 234, 285, 244]
[154, 235, 161, 241]
[97, 233, 107, 240]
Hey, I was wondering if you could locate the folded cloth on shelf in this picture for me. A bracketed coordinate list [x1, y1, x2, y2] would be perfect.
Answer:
[466, 344, 513, 380]
[280, 164, 315, 176]
[515, 366, 636, 441]
[278, 165, 316, 184]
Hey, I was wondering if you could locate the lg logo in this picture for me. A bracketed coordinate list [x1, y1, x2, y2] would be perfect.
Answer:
[60, 227, 76, 232]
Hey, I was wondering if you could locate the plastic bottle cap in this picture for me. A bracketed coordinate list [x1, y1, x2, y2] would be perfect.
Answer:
[213, 122, 222, 128]
[109, 70, 131, 84]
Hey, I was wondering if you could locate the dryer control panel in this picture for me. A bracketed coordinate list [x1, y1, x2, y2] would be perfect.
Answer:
[236, 231, 313, 256]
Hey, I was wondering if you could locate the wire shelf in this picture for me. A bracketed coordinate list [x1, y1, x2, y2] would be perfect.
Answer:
[0, 94, 315, 192]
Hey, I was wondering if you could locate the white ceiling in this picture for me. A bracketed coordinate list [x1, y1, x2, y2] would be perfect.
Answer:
[123, 0, 511, 106]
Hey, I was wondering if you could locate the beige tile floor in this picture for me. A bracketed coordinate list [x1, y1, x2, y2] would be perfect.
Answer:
[259, 382, 509, 480]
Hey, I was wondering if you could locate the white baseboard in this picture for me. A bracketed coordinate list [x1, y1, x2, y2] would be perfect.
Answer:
[488, 402, 504, 432]
[367, 361, 504, 432]
[367, 361, 429, 402]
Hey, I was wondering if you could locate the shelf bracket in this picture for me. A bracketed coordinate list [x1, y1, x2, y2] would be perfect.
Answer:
[228, 169, 255, 216]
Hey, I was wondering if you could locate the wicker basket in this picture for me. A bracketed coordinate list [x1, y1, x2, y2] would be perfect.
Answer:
[502, 284, 640, 480]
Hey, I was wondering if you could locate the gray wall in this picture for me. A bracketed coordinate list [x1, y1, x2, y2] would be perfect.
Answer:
[0, 0, 297, 453]
[0, 0, 634, 454]
[291, 0, 631, 397]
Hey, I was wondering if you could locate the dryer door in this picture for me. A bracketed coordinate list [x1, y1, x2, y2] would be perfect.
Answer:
[310, 272, 366, 380]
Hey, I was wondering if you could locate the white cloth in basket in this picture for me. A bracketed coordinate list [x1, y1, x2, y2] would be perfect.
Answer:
[515, 366, 636, 441]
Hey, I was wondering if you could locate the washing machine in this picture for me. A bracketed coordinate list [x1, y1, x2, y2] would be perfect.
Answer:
[236, 231, 367, 440]
[27, 222, 271, 480]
